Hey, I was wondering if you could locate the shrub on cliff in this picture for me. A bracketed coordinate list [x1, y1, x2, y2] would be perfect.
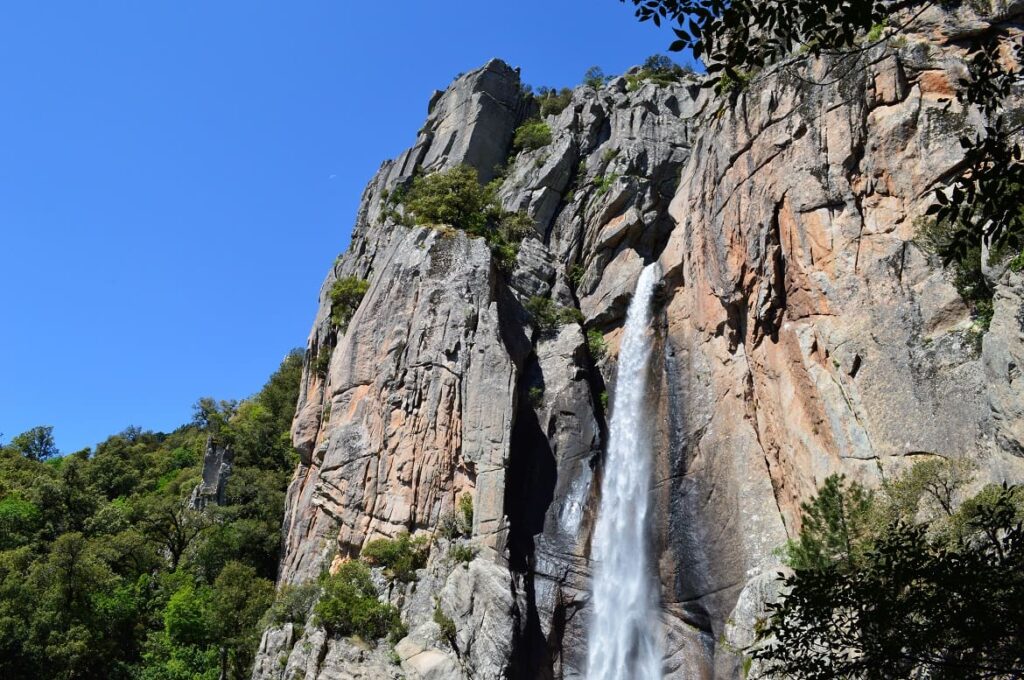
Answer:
[400, 166, 534, 271]
[262, 581, 319, 632]
[915, 216, 997, 332]
[328, 276, 370, 331]
[525, 296, 585, 334]
[314, 561, 403, 642]
[404, 166, 493, 235]
[360, 532, 430, 583]
[626, 55, 693, 90]
[512, 119, 552, 152]
[586, 329, 607, 360]
[537, 87, 573, 117]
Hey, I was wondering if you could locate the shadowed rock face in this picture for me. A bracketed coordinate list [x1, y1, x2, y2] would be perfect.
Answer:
[254, 7, 1024, 678]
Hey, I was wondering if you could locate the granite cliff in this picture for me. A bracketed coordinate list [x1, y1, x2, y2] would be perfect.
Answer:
[253, 4, 1024, 678]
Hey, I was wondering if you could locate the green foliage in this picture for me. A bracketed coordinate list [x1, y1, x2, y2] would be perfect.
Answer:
[360, 532, 430, 583]
[783, 475, 878, 572]
[583, 66, 609, 89]
[882, 457, 977, 525]
[512, 119, 553, 152]
[625, 55, 692, 90]
[397, 166, 533, 271]
[569, 264, 585, 287]
[758, 459, 1024, 678]
[164, 583, 214, 647]
[0, 351, 304, 680]
[757, 482, 1024, 679]
[537, 87, 573, 117]
[458, 493, 473, 531]
[865, 21, 886, 43]
[586, 329, 607, 360]
[594, 172, 619, 196]
[404, 166, 493, 234]
[433, 603, 457, 644]
[524, 296, 585, 334]
[328, 277, 370, 331]
[599, 391, 609, 411]
[0, 494, 41, 549]
[437, 494, 474, 540]
[263, 582, 319, 628]
[314, 346, 332, 377]
[528, 386, 545, 408]
[10, 425, 58, 461]
[916, 217, 996, 331]
[449, 543, 478, 568]
[314, 561, 403, 642]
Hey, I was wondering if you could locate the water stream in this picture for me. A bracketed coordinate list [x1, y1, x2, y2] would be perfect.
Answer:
[586, 262, 662, 680]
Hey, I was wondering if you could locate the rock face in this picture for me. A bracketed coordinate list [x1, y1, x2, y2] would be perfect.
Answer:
[188, 436, 233, 509]
[254, 7, 1024, 679]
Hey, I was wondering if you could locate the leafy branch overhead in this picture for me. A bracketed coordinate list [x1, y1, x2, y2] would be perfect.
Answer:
[625, 0, 1023, 277]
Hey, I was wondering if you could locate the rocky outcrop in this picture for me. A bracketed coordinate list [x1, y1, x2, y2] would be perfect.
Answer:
[255, 5, 1024, 678]
[188, 436, 233, 509]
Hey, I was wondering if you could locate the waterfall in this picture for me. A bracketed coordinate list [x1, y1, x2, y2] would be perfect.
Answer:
[587, 262, 662, 680]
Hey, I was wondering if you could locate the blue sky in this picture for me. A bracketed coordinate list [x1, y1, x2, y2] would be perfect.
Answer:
[0, 2, 693, 453]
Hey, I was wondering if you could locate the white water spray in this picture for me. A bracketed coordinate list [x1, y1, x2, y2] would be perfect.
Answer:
[587, 262, 662, 680]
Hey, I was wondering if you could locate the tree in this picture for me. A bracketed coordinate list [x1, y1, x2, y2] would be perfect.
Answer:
[142, 499, 210, 570]
[210, 562, 273, 680]
[11, 426, 58, 461]
[784, 474, 878, 572]
[757, 484, 1024, 678]
[583, 66, 609, 89]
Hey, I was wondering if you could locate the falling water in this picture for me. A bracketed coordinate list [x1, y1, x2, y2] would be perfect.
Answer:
[587, 262, 662, 680]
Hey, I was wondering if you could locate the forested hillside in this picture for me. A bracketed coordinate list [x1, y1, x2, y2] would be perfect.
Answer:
[0, 351, 302, 680]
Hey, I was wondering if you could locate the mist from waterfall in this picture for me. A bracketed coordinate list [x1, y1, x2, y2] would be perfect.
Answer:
[586, 262, 662, 680]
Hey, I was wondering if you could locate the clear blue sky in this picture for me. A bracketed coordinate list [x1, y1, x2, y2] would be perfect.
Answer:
[0, 2, 694, 453]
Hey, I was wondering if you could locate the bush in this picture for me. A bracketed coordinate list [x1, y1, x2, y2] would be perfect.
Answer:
[433, 603, 457, 645]
[915, 217, 996, 331]
[528, 386, 545, 408]
[513, 119, 553, 152]
[525, 296, 584, 334]
[595, 172, 619, 197]
[329, 277, 370, 330]
[458, 493, 473, 531]
[314, 347, 332, 377]
[491, 211, 535, 271]
[538, 87, 573, 117]
[586, 329, 607, 360]
[437, 494, 473, 540]
[314, 561, 403, 641]
[449, 543, 478, 567]
[263, 582, 319, 628]
[385, 166, 533, 272]
[361, 532, 430, 583]
[625, 55, 693, 91]
[404, 166, 493, 234]
[569, 264, 585, 287]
